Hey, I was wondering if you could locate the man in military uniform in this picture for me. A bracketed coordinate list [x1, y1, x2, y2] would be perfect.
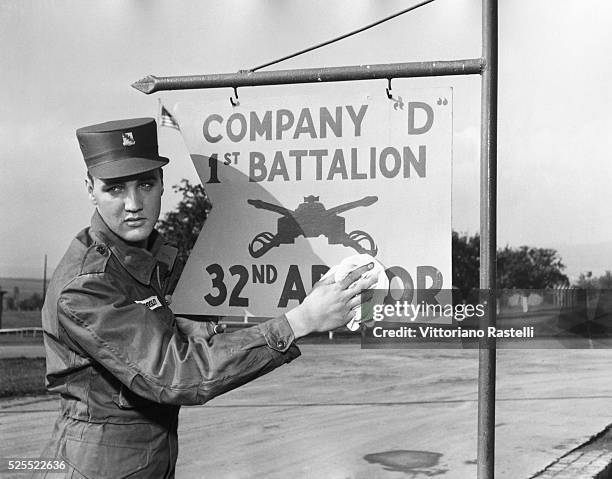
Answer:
[36, 118, 375, 478]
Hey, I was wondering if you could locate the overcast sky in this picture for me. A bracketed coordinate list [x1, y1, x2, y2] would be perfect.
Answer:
[1, 0, 611, 279]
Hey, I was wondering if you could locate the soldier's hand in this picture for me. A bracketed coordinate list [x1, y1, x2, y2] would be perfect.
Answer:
[286, 263, 377, 338]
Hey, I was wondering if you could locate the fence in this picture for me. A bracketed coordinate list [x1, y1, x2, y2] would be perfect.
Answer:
[0, 328, 43, 339]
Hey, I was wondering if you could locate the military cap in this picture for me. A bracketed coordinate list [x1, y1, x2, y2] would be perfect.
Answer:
[76, 118, 169, 179]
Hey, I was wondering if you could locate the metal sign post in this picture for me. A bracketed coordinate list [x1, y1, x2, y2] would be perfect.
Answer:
[132, 1, 498, 476]
[478, 1, 498, 478]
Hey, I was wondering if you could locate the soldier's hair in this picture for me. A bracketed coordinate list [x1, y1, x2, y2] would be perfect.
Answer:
[86, 168, 163, 185]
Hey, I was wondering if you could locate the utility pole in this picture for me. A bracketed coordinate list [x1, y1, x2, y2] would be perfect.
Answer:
[0, 290, 5, 330]
[43, 254, 48, 300]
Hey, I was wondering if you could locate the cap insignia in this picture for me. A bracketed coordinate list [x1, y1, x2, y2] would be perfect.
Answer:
[122, 132, 135, 147]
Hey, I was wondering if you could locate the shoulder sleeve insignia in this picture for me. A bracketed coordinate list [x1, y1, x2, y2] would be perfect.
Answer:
[135, 295, 162, 310]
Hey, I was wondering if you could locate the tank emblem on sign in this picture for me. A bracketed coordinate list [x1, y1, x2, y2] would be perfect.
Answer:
[247, 195, 378, 258]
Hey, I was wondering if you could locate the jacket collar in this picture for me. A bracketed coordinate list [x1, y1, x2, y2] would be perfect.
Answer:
[89, 210, 174, 286]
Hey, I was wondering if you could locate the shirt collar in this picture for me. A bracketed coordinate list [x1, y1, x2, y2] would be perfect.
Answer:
[89, 210, 173, 286]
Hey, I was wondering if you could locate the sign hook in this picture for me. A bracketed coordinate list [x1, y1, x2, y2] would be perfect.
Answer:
[385, 78, 393, 99]
[230, 87, 240, 107]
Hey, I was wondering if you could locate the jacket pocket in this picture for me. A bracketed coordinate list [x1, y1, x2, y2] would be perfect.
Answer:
[61, 437, 148, 478]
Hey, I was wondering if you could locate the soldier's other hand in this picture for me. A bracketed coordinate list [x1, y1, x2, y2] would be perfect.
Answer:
[286, 263, 377, 338]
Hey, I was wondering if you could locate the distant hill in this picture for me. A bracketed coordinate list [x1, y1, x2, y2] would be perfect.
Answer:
[0, 277, 45, 300]
[550, 241, 612, 282]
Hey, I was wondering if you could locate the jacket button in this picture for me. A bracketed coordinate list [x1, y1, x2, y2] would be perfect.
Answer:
[213, 324, 227, 334]
[96, 245, 107, 255]
[276, 339, 286, 350]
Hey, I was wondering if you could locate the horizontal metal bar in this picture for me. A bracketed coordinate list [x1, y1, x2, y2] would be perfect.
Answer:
[132, 58, 484, 94]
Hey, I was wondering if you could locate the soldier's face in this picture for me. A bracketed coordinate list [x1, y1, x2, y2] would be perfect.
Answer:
[86, 170, 163, 245]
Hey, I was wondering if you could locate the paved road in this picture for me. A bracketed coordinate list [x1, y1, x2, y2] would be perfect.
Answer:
[2, 345, 612, 478]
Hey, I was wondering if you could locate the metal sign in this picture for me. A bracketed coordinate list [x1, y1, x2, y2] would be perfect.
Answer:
[134, 1, 497, 475]
[170, 88, 453, 317]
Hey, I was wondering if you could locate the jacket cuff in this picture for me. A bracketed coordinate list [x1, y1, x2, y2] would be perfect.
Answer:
[259, 315, 297, 353]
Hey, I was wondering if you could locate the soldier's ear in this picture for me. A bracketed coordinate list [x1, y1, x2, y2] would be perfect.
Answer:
[85, 177, 97, 205]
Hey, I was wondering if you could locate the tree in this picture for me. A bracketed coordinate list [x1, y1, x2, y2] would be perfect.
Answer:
[452, 232, 569, 291]
[5, 296, 15, 311]
[574, 270, 612, 289]
[452, 231, 480, 301]
[156, 179, 212, 275]
[598, 271, 612, 288]
[497, 245, 569, 289]
[17, 293, 44, 311]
